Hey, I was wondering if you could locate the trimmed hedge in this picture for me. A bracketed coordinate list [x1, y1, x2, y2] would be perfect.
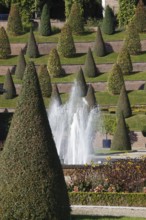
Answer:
[39, 3, 52, 36]
[0, 27, 11, 59]
[69, 192, 146, 206]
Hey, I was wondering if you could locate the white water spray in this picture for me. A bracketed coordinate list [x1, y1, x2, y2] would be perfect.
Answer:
[48, 82, 101, 164]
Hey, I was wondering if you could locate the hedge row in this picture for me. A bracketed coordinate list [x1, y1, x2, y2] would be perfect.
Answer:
[69, 192, 146, 207]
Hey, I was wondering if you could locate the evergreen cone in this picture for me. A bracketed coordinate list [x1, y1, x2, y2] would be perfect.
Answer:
[85, 84, 97, 109]
[76, 67, 87, 97]
[133, 0, 146, 33]
[15, 49, 26, 80]
[3, 69, 16, 99]
[39, 3, 52, 36]
[84, 47, 98, 77]
[0, 61, 71, 219]
[26, 28, 39, 58]
[102, 5, 115, 35]
[93, 26, 106, 57]
[0, 26, 11, 59]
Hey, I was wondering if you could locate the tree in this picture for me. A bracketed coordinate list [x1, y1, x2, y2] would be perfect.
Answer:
[117, 46, 133, 75]
[50, 83, 62, 106]
[124, 20, 141, 55]
[15, 50, 26, 80]
[68, 2, 84, 35]
[84, 47, 98, 77]
[0, 27, 11, 59]
[26, 28, 39, 58]
[38, 64, 52, 97]
[93, 26, 106, 57]
[76, 67, 87, 97]
[116, 84, 132, 118]
[85, 84, 97, 109]
[57, 23, 76, 57]
[118, 0, 136, 27]
[133, 0, 146, 33]
[102, 5, 115, 35]
[111, 111, 131, 151]
[39, 3, 52, 36]
[7, 4, 23, 36]
[47, 48, 64, 77]
[0, 61, 71, 219]
[3, 69, 16, 99]
[102, 114, 117, 140]
[107, 63, 124, 95]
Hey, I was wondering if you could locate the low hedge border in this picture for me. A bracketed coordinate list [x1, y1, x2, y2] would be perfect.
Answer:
[69, 192, 146, 207]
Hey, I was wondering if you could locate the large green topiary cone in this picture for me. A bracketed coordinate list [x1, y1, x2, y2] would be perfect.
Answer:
[93, 26, 106, 57]
[26, 28, 39, 58]
[3, 69, 16, 99]
[76, 67, 88, 97]
[0, 61, 71, 219]
[0, 26, 11, 59]
[85, 84, 97, 109]
[39, 3, 52, 36]
[15, 49, 26, 80]
[84, 47, 98, 77]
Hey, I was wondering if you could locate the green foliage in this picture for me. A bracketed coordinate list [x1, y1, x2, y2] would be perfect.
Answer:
[111, 112, 131, 151]
[84, 47, 98, 77]
[102, 114, 117, 136]
[85, 84, 97, 109]
[15, 50, 26, 80]
[0, 27, 11, 59]
[117, 46, 133, 75]
[50, 83, 62, 106]
[7, 4, 23, 36]
[26, 28, 39, 58]
[93, 26, 106, 57]
[107, 63, 124, 95]
[118, 0, 136, 27]
[57, 23, 76, 57]
[133, 0, 146, 33]
[39, 3, 52, 36]
[38, 64, 52, 97]
[76, 67, 87, 97]
[124, 20, 141, 55]
[0, 61, 71, 219]
[3, 69, 16, 99]
[47, 48, 64, 78]
[102, 5, 115, 35]
[116, 84, 132, 118]
[68, 2, 84, 35]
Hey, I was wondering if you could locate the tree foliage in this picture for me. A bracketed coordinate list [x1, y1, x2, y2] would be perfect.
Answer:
[84, 47, 98, 77]
[39, 3, 52, 36]
[0, 61, 71, 219]
[93, 26, 106, 57]
[76, 67, 87, 97]
[133, 0, 146, 33]
[85, 84, 97, 109]
[0, 27, 11, 59]
[26, 28, 39, 58]
[15, 49, 26, 80]
[3, 69, 16, 99]
[102, 5, 115, 35]
[57, 23, 76, 57]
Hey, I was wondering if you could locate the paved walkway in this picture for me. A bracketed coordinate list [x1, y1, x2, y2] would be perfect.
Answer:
[71, 205, 146, 218]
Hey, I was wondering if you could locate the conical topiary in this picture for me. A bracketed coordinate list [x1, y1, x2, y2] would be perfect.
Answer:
[117, 46, 133, 75]
[133, 0, 146, 33]
[76, 67, 87, 97]
[15, 49, 26, 80]
[111, 111, 131, 151]
[124, 20, 141, 55]
[26, 28, 39, 58]
[3, 69, 16, 99]
[84, 48, 98, 78]
[47, 48, 64, 78]
[93, 26, 106, 57]
[39, 3, 52, 36]
[38, 64, 52, 97]
[50, 83, 62, 106]
[116, 84, 132, 118]
[102, 5, 115, 35]
[0, 26, 11, 59]
[68, 2, 84, 35]
[107, 63, 124, 95]
[7, 4, 23, 35]
[57, 23, 76, 57]
[0, 61, 71, 219]
[85, 84, 97, 109]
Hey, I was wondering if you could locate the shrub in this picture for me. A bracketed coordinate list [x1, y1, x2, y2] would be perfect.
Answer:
[85, 84, 97, 109]
[38, 64, 52, 97]
[76, 67, 87, 97]
[124, 20, 141, 55]
[57, 23, 76, 57]
[7, 4, 23, 35]
[107, 63, 124, 95]
[111, 111, 131, 151]
[0, 61, 71, 219]
[26, 28, 39, 58]
[93, 26, 106, 57]
[47, 48, 64, 78]
[50, 83, 62, 106]
[102, 5, 115, 35]
[15, 50, 26, 80]
[117, 46, 133, 75]
[0, 27, 11, 59]
[116, 84, 132, 118]
[84, 48, 98, 78]
[68, 2, 84, 35]
[39, 3, 52, 36]
[3, 69, 16, 99]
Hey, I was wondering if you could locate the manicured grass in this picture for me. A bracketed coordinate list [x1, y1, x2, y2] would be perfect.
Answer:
[72, 215, 146, 220]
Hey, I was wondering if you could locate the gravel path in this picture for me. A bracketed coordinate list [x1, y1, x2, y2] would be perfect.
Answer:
[71, 205, 146, 218]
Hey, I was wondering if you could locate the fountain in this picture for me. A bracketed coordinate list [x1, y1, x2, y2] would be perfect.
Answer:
[48, 81, 102, 165]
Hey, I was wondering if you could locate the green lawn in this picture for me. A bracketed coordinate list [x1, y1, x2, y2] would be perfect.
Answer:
[72, 216, 146, 220]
